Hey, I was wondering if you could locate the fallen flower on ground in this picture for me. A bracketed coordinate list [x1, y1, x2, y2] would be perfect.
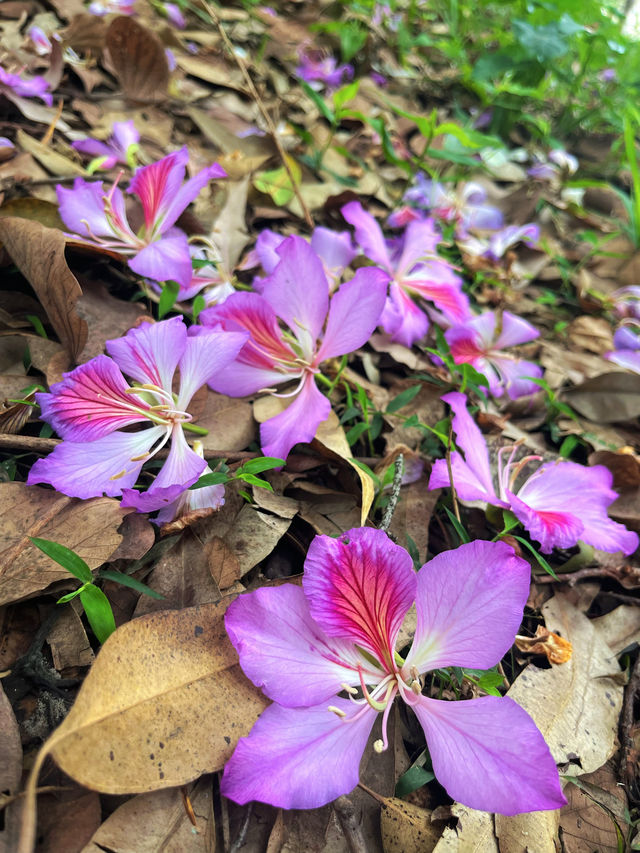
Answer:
[402, 175, 504, 236]
[428, 391, 639, 554]
[57, 147, 225, 288]
[445, 310, 543, 399]
[221, 527, 566, 814]
[296, 50, 354, 91]
[28, 317, 247, 520]
[200, 235, 387, 460]
[0, 64, 52, 105]
[71, 120, 140, 172]
[605, 324, 640, 374]
[342, 200, 469, 346]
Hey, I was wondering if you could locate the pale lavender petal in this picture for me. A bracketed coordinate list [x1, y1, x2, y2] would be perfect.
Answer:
[491, 356, 543, 399]
[71, 138, 114, 159]
[315, 268, 388, 362]
[410, 695, 566, 815]
[260, 374, 331, 460]
[129, 230, 193, 288]
[404, 540, 529, 674]
[394, 219, 441, 279]
[494, 311, 540, 348]
[221, 697, 376, 809]
[613, 326, 640, 350]
[380, 282, 429, 347]
[606, 349, 640, 374]
[341, 201, 392, 271]
[106, 316, 186, 391]
[487, 224, 539, 261]
[253, 229, 285, 273]
[428, 453, 506, 505]
[37, 355, 150, 441]
[57, 178, 115, 238]
[464, 203, 504, 232]
[311, 227, 356, 279]
[177, 328, 248, 409]
[261, 236, 329, 358]
[27, 426, 165, 499]
[441, 391, 498, 498]
[303, 527, 416, 669]
[225, 584, 371, 706]
[150, 424, 206, 490]
[111, 119, 139, 156]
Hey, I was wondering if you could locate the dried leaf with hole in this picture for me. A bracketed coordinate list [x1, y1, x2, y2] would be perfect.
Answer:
[106, 16, 169, 102]
[0, 218, 87, 362]
[0, 483, 124, 607]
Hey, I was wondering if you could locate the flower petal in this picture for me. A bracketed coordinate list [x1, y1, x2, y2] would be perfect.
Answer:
[27, 426, 165, 499]
[128, 147, 189, 232]
[57, 178, 115, 239]
[36, 355, 150, 441]
[259, 374, 331, 460]
[221, 697, 377, 809]
[315, 268, 388, 363]
[404, 540, 529, 674]
[128, 230, 193, 288]
[106, 316, 186, 390]
[402, 262, 469, 324]
[302, 527, 416, 670]
[428, 453, 505, 505]
[341, 200, 392, 271]
[311, 227, 356, 281]
[380, 281, 430, 347]
[394, 218, 441, 279]
[494, 311, 540, 349]
[177, 327, 248, 409]
[439, 392, 498, 500]
[261, 236, 329, 357]
[490, 356, 543, 399]
[225, 584, 375, 707]
[410, 694, 566, 815]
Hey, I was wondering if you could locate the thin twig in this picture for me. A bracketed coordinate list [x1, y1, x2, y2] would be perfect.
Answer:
[446, 420, 461, 523]
[379, 453, 403, 533]
[534, 567, 632, 586]
[203, 0, 314, 229]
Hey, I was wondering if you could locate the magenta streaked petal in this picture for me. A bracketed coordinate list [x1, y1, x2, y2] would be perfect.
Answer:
[508, 490, 582, 553]
[315, 268, 388, 363]
[225, 585, 372, 707]
[411, 695, 566, 815]
[128, 147, 189, 232]
[404, 541, 529, 674]
[27, 426, 165, 499]
[380, 282, 430, 347]
[37, 355, 150, 441]
[160, 160, 226, 233]
[260, 374, 330, 460]
[341, 201, 392, 271]
[442, 392, 498, 500]
[107, 316, 186, 390]
[494, 311, 540, 348]
[302, 527, 416, 669]
[402, 263, 469, 324]
[129, 230, 193, 288]
[221, 697, 376, 809]
[177, 328, 248, 409]
[262, 236, 329, 358]
[57, 178, 115, 239]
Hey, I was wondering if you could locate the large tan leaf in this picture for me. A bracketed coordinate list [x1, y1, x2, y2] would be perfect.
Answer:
[0, 218, 87, 361]
[563, 372, 640, 423]
[380, 798, 442, 853]
[0, 483, 124, 607]
[106, 16, 169, 102]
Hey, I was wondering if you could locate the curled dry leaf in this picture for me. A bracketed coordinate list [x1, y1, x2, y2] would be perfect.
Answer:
[0, 218, 87, 362]
[0, 483, 124, 607]
[105, 16, 169, 103]
[514, 626, 573, 665]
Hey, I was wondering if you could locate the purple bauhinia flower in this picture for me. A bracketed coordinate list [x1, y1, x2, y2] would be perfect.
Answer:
[27, 317, 247, 521]
[71, 119, 140, 172]
[199, 236, 387, 461]
[296, 50, 354, 91]
[445, 310, 543, 399]
[221, 527, 566, 814]
[605, 324, 640, 374]
[402, 176, 504, 236]
[28, 26, 53, 56]
[57, 147, 225, 288]
[460, 223, 540, 263]
[429, 392, 638, 555]
[342, 200, 470, 347]
[0, 65, 52, 106]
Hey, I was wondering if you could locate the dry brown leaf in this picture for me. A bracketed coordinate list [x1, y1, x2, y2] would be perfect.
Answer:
[592, 605, 640, 656]
[563, 372, 640, 423]
[46, 604, 94, 671]
[177, 55, 245, 92]
[380, 798, 442, 853]
[106, 16, 169, 102]
[16, 129, 84, 177]
[433, 804, 497, 853]
[568, 316, 614, 355]
[196, 390, 257, 453]
[514, 625, 573, 664]
[0, 218, 87, 361]
[74, 281, 147, 364]
[0, 483, 124, 607]
[0, 198, 65, 230]
[559, 763, 627, 853]
[0, 681, 22, 795]
[31, 789, 101, 853]
[494, 809, 559, 853]
[80, 780, 215, 852]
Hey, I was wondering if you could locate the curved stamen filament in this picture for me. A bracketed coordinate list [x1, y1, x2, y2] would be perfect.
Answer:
[508, 454, 542, 491]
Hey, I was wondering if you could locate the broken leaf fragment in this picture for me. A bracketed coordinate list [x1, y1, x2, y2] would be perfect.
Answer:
[515, 626, 573, 664]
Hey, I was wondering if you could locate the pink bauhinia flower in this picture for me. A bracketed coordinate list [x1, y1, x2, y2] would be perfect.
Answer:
[221, 527, 566, 814]
[71, 119, 140, 172]
[342, 200, 470, 347]
[0, 65, 52, 106]
[27, 317, 247, 522]
[296, 50, 354, 91]
[200, 236, 387, 461]
[445, 310, 543, 399]
[57, 147, 225, 288]
[429, 392, 638, 554]
[401, 176, 504, 236]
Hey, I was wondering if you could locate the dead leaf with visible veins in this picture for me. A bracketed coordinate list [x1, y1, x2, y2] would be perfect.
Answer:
[105, 16, 169, 102]
[0, 218, 87, 362]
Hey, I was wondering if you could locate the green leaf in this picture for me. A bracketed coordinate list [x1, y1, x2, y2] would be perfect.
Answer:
[346, 421, 370, 445]
[238, 473, 273, 491]
[512, 535, 558, 579]
[30, 538, 93, 583]
[299, 80, 335, 123]
[333, 79, 360, 111]
[253, 156, 302, 206]
[237, 457, 286, 475]
[190, 471, 229, 490]
[395, 763, 435, 798]
[57, 587, 86, 604]
[443, 506, 471, 544]
[79, 584, 116, 643]
[98, 570, 165, 600]
[386, 385, 421, 413]
[158, 279, 180, 319]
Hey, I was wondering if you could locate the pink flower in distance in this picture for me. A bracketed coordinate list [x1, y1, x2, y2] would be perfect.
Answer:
[28, 317, 247, 522]
[28, 26, 52, 56]
[221, 527, 566, 814]
[605, 325, 640, 375]
[445, 310, 543, 399]
[0, 65, 52, 106]
[296, 51, 354, 91]
[200, 236, 387, 461]
[72, 119, 140, 172]
[58, 148, 225, 289]
[342, 200, 470, 347]
[429, 392, 639, 555]
[403, 176, 504, 236]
